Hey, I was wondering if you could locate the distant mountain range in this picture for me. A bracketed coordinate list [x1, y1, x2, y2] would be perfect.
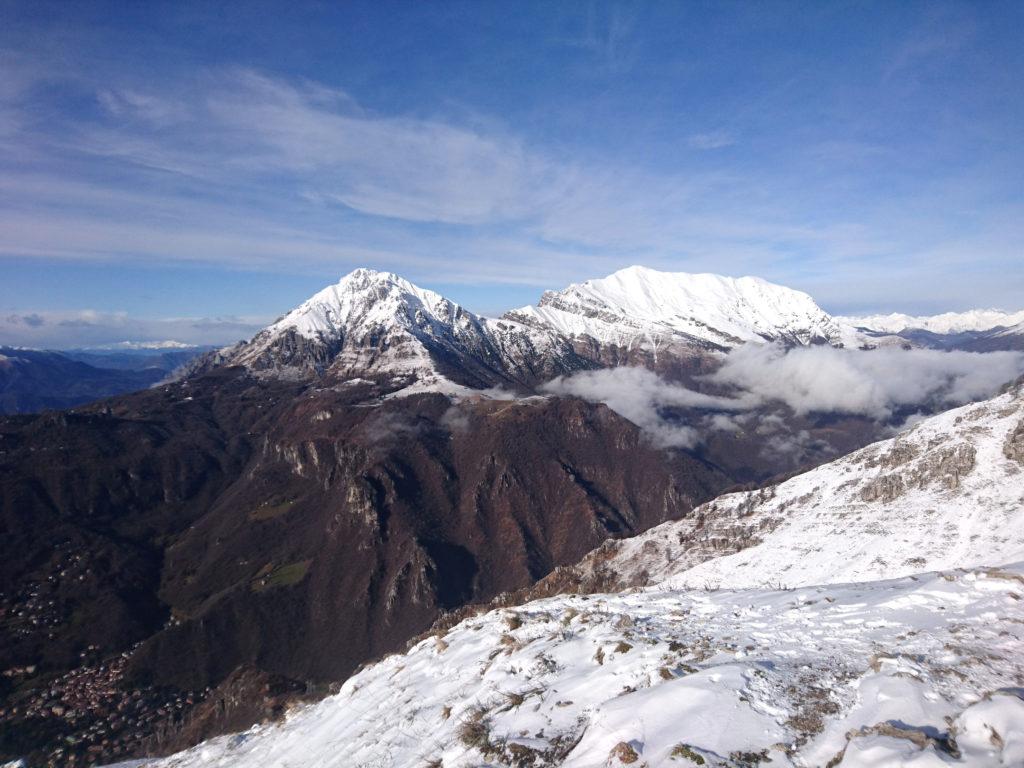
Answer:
[839, 308, 1024, 335]
[0, 346, 211, 414]
[840, 309, 1024, 351]
[193, 267, 1024, 391]
[4, 269, 1022, 416]
[194, 267, 866, 393]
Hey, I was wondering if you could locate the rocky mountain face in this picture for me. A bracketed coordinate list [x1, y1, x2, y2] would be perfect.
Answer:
[0, 368, 727, 766]
[118, 385, 1024, 768]
[208, 267, 851, 392]
[214, 269, 595, 389]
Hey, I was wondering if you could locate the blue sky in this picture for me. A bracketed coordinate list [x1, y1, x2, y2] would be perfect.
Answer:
[1, 0, 1022, 347]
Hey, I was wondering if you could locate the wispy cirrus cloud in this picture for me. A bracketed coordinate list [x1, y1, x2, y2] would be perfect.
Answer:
[687, 131, 735, 150]
[2, 66, 883, 295]
[885, 5, 977, 79]
[75, 69, 543, 226]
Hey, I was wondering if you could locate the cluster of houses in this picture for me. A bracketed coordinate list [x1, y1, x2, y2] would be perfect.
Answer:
[1, 646, 207, 766]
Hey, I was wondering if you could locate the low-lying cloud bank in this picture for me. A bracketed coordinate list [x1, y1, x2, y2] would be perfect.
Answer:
[714, 345, 1024, 418]
[542, 346, 1024, 448]
[541, 366, 746, 447]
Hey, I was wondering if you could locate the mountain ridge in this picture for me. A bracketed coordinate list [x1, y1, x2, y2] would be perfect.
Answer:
[506, 265, 844, 350]
[205, 266, 860, 391]
[216, 268, 586, 388]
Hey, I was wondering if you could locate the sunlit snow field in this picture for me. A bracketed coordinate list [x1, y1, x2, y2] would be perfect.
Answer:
[107, 563, 1023, 768]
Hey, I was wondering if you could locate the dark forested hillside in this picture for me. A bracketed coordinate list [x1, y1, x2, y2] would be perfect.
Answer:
[0, 368, 728, 765]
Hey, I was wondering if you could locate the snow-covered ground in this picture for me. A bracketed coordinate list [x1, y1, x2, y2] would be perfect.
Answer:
[108, 564, 1024, 768]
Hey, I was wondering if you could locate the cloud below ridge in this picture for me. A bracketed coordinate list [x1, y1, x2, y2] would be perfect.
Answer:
[542, 366, 752, 447]
[542, 346, 1024, 447]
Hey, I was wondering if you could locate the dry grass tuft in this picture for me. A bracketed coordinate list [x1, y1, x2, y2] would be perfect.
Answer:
[670, 743, 706, 764]
[457, 707, 492, 752]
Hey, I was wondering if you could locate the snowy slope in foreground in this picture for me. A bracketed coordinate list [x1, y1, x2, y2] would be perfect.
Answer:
[507, 266, 843, 350]
[590, 383, 1024, 592]
[839, 309, 1024, 335]
[110, 565, 1024, 767]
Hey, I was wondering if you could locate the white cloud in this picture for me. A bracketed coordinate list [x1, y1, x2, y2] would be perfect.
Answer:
[688, 132, 735, 150]
[541, 366, 748, 448]
[712, 344, 1024, 419]
[542, 347, 1024, 447]
[82, 69, 543, 227]
[14, 69, 909, 268]
[96, 88, 187, 125]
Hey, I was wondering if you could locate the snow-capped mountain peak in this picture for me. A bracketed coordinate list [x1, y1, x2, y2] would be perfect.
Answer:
[225, 268, 505, 383]
[507, 265, 843, 349]
[220, 268, 580, 388]
[215, 266, 903, 386]
[87, 340, 197, 350]
[263, 268, 460, 340]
